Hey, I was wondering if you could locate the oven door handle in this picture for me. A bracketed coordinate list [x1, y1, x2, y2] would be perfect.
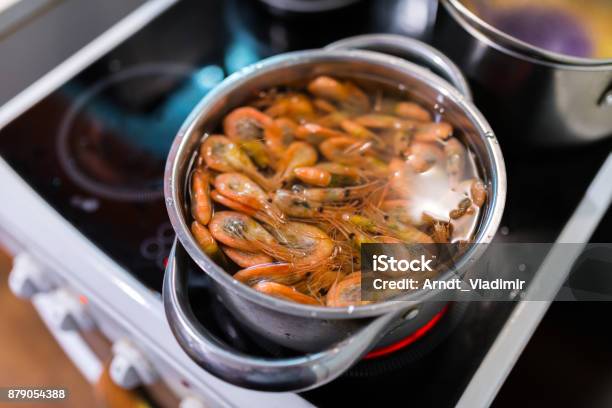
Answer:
[325, 33, 472, 100]
[163, 239, 406, 392]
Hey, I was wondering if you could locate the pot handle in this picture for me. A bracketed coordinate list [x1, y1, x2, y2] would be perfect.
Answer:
[326, 34, 472, 100]
[163, 239, 407, 392]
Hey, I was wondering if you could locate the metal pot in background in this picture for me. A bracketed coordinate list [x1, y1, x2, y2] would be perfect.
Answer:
[163, 35, 506, 392]
[256, 0, 362, 13]
[433, 0, 612, 146]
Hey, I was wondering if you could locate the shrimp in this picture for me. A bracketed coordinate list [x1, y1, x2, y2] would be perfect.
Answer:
[290, 182, 382, 203]
[295, 268, 343, 298]
[307, 76, 370, 112]
[223, 107, 287, 158]
[211, 190, 259, 218]
[394, 101, 431, 122]
[213, 173, 285, 224]
[264, 93, 315, 121]
[354, 114, 416, 130]
[271, 189, 358, 220]
[294, 163, 365, 187]
[431, 221, 452, 243]
[315, 112, 346, 128]
[209, 212, 334, 270]
[191, 169, 212, 225]
[191, 221, 220, 257]
[470, 179, 487, 207]
[315, 162, 365, 185]
[200, 135, 274, 190]
[272, 189, 323, 218]
[293, 166, 332, 187]
[221, 246, 273, 268]
[295, 123, 347, 141]
[265, 118, 298, 157]
[274, 222, 335, 269]
[318, 137, 385, 170]
[222, 107, 275, 166]
[385, 218, 435, 244]
[340, 119, 377, 140]
[414, 122, 453, 142]
[444, 137, 466, 183]
[313, 98, 337, 113]
[273, 141, 318, 186]
[224, 106, 273, 141]
[234, 263, 300, 286]
[252, 281, 320, 305]
[326, 272, 368, 307]
[209, 211, 278, 252]
[404, 141, 444, 173]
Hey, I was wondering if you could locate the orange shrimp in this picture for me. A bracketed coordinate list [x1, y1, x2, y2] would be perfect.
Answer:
[191, 169, 212, 225]
[213, 173, 285, 224]
[273, 222, 335, 268]
[315, 112, 346, 128]
[293, 166, 332, 187]
[221, 246, 273, 268]
[470, 179, 487, 207]
[209, 211, 278, 253]
[394, 101, 432, 122]
[340, 119, 377, 139]
[211, 189, 258, 216]
[307, 76, 370, 112]
[200, 135, 274, 190]
[414, 122, 453, 142]
[273, 141, 318, 186]
[262, 121, 295, 159]
[234, 263, 300, 285]
[313, 98, 337, 113]
[191, 221, 220, 257]
[326, 272, 368, 307]
[404, 141, 444, 173]
[264, 93, 315, 121]
[385, 218, 435, 244]
[224, 106, 274, 141]
[290, 182, 383, 203]
[251, 281, 320, 305]
[354, 114, 416, 130]
[319, 136, 368, 163]
[295, 123, 347, 141]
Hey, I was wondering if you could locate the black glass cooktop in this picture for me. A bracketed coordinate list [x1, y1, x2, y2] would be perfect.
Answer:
[0, 0, 611, 406]
[0, 0, 433, 291]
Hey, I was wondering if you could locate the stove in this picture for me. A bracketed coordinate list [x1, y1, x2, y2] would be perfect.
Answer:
[0, 0, 611, 407]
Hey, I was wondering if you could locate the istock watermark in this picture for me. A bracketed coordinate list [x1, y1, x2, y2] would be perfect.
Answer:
[360, 243, 612, 302]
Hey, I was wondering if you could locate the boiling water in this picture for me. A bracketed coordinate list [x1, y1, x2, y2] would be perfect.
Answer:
[406, 146, 482, 242]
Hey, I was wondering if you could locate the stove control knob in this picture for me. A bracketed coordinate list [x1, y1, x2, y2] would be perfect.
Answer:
[47, 289, 95, 332]
[110, 339, 158, 390]
[179, 396, 206, 408]
[8, 253, 53, 299]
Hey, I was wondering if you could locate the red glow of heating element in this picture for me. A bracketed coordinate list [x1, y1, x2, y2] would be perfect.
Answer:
[363, 305, 449, 360]
[163, 257, 169, 267]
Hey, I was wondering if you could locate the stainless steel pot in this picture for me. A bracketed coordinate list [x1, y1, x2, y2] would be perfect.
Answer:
[434, 0, 612, 146]
[163, 35, 506, 392]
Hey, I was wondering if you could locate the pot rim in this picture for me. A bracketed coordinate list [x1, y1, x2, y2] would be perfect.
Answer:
[442, 0, 612, 69]
[164, 48, 507, 319]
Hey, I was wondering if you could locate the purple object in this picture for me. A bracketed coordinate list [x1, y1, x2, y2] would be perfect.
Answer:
[490, 6, 594, 58]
